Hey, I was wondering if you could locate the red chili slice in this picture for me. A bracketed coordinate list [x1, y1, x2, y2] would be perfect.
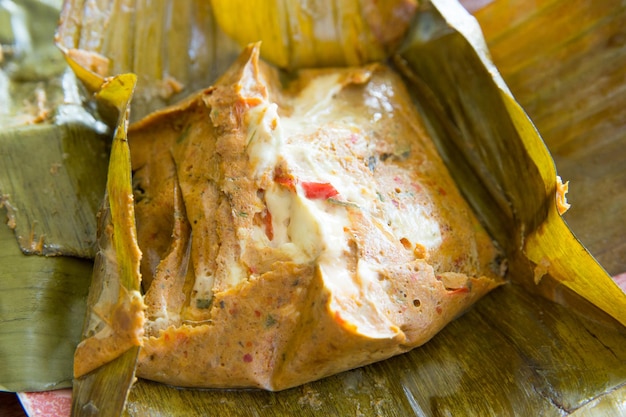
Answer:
[302, 182, 339, 199]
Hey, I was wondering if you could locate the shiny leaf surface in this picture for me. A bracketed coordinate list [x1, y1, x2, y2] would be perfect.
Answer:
[71, 73, 142, 416]
[55, 0, 241, 121]
[210, 0, 418, 69]
[396, 0, 626, 326]
[0, 216, 91, 392]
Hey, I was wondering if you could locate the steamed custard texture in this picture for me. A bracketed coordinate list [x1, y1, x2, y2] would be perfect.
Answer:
[128, 44, 504, 390]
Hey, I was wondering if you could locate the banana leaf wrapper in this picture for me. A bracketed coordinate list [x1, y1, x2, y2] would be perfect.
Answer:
[209, 0, 418, 70]
[394, 0, 626, 324]
[0, 0, 108, 392]
[70, 72, 146, 417]
[55, 0, 241, 122]
[66, 1, 626, 416]
[472, 0, 626, 277]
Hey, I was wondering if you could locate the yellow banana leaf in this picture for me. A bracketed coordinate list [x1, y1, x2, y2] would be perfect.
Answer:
[210, 0, 418, 69]
[71, 72, 144, 417]
[395, 0, 626, 326]
[55, 0, 241, 122]
[473, 0, 626, 277]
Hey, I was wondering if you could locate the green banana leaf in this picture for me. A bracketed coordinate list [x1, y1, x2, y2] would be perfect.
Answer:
[0, 0, 107, 392]
[0, 218, 92, 392]
[0, 0, 109, 258]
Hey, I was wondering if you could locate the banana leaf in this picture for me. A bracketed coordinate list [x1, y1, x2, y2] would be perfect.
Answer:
[64, 1, 625, 416]
[0, 122, 109, 258]
[394, 0, 626, 325]
[71, 72, 144, 417]
[209, 0, 418, 69]
[1, 0, 626, 416]
[0, 0, 109, 258]
[0, 0, 107, 392]
[0, 217, 92, 392]
[55, 0, 241, 122]
[472, 0, 626, 277]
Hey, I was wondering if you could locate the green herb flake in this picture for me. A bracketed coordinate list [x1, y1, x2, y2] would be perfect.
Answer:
[265, 314, 277, 328]
[327, 198, 359, 209]
[196, 298, 213, 309]
[176, 125, 191, 144]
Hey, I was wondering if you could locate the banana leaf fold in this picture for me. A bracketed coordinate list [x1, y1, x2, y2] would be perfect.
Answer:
[0, 0, 108, 392]
[55, 0, 241, 122]
[70, 72, 144, 417]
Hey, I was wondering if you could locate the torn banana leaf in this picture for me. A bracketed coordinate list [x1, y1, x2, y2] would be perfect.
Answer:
[0, 0, 109, 258]
[210, 0, 418, 70]
[395, 0, 626, 326]
[70, 73, 145, 417]
[0, 0, 108, 392]
[55, 0, 241, 122]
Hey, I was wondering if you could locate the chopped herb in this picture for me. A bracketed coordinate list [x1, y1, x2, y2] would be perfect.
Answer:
[246, 128, 258, 147]
[398, 148, 411, 159]
[327, 198, 359, 209]
[175, 125, 191, 144]
[196, 298, 213, 309]
[265, 314, 277, 327]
